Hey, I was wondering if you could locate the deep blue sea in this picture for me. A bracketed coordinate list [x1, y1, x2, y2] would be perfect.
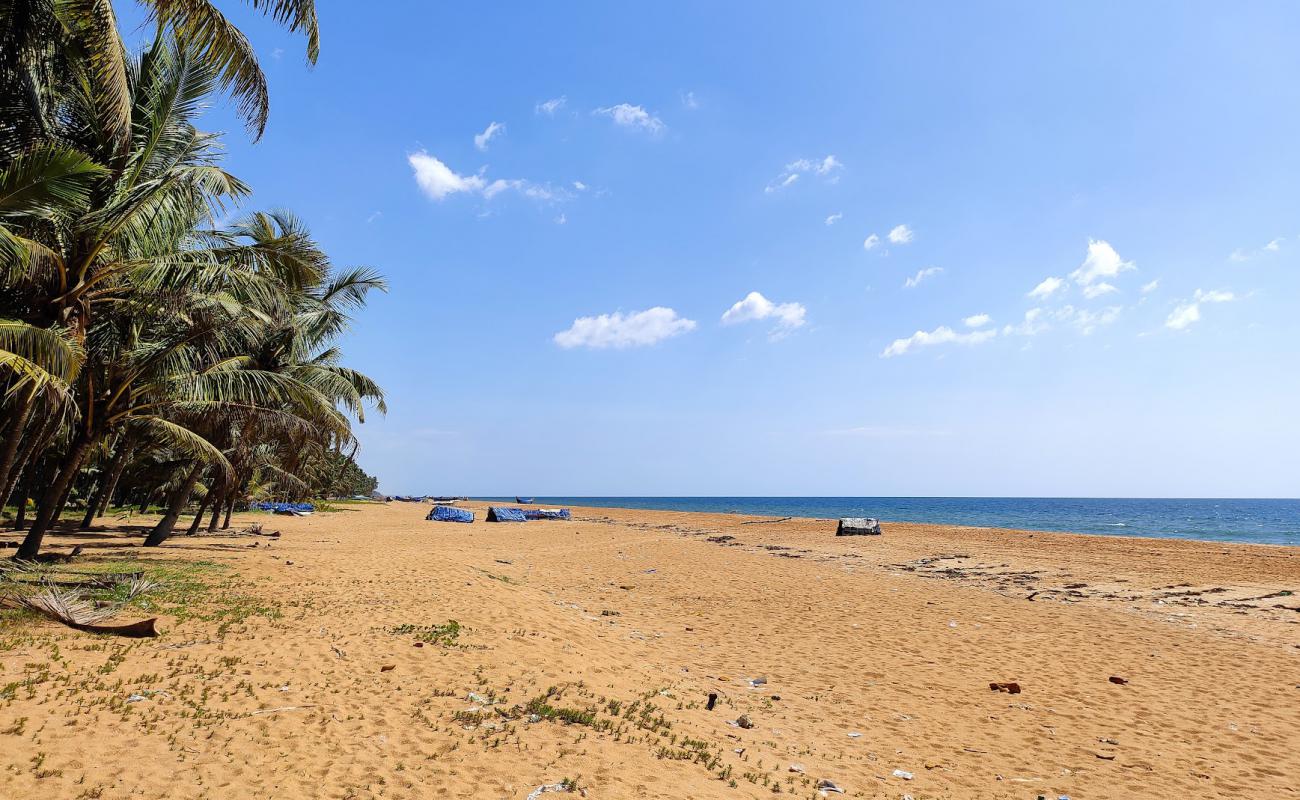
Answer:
[478, 497, 1300, 546]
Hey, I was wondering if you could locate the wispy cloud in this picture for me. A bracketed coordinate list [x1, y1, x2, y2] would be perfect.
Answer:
[594, 103, 665, 134]
[1028, 276, 1065, 299]
[887, 224, 914, 244]
[862, 233, 880, 251]
[963, 313, 991, 328]
[554, 307, 696, 349]
[881, 324, 996, 358]
[1230, 237, 1284, 262]
[720, 291, 807, 339]
[1141, 279, 1160, 294]
[765, 156, 842, 193]
[1166, 289, 1235, 331]
[536, 96, 567, 115]
[473, 121, 505, 151]
[408, 151, 566, 203]
[1061, 304, 1122, 335]
[680, 90, 699, 109]
[903, 266, 943, 289]
[365, 210, 382, 224]
[1082, 281, 1118, 299]
[825, 212, 843, 226]
[1002, 308, 1049, 337]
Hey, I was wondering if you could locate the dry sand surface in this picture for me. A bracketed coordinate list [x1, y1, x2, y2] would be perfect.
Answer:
[1, 501, 1298, 799]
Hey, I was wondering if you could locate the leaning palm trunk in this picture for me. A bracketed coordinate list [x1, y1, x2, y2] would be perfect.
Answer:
[17, 433, 96, 559]
[144, 463, 204, 546]
[0, 401, 60, 514]
[81, 433, 131, 528]
[206, 488, 224, 531]
[186, 490, 213, 535]
[0, 388, 37, 501]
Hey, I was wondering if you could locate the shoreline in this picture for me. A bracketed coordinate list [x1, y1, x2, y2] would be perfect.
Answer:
[466, 496, 1300, 547]
[2, 501, 1296, 798]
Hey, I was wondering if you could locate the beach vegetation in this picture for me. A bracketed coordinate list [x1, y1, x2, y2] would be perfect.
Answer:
[0, 0, 385, 558]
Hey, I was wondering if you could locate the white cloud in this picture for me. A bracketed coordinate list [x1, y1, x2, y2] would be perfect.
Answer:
[903, 266, 943, 289]
[881, 325, 996, 358]
[862, 233, 880, 251]
[594, 103, 665, 134]
[1141, 279, 1160, 294]
[1002, 308, 1049, 337]
[554, 307, 696, 349]
[1028, 276, 1065, 299]
[408, 151, 486, 200]
[573, 181, 587, 191]
[365, 210, 382, 224]
[1071, 239, 1134, 287]
[473, 121, 505, 151]
[409, 151, 565, 203]
[1082, 281, 1118, 299]
[887, 224, 914, 244]
[536, 96, 567, 115]
[1066, 305, 1122, 335]
[720, 291, 807, 337]
[1165, 289, 1236, 331]
[825, 212, 843, 226]
[1230, 237, 1283, 261]
[681, 91, 699, 109]
[765, 155, 843, 192]
[963, 313, 991, 328]
[554, 213, 567, 225]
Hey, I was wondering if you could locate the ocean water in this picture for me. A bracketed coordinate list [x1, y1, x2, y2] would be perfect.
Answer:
[478, 497, 1300, 546]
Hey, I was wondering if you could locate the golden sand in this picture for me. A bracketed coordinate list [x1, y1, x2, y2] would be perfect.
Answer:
[2, 501, 1297, 798]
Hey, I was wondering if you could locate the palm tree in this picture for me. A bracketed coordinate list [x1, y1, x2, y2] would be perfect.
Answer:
[0, 0, 318, 151]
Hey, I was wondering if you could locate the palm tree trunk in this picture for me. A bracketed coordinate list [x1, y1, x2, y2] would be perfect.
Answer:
[0, 388, 37, 502]
[17, 434, 95, 559]
[222, 494, 234, 529]
[206, 488, 224, 531]
[144, 463, 203, 546]
[97, 437, 133, 516]
[185, 494, 212, 535]
[81, 434, 131, 529]
[0, 404, 59, 513]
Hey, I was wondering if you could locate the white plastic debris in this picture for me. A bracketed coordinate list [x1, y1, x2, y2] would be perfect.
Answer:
[847, 732, 862, 738]
[815, 778, 845, 795]
[892, 769, 914, 780]
[126, 694, 147, 703]
[789, 764, 805, 773]
[526, 784, 568, 799]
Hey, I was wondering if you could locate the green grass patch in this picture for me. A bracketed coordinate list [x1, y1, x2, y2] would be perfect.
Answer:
[389, 619, 460, 646]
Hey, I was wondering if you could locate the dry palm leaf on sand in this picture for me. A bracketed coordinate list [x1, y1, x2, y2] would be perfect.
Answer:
[4, 574, 160, 638]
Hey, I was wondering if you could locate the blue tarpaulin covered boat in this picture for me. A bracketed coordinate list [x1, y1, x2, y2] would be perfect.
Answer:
[486, 506, 528, 522]
[250, 501, 314, 515]
[522, 508, 571, 520]
[427, 505, 474, 523]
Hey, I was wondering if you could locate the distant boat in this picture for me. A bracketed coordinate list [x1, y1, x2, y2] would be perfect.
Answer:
[515, 496, 536, 504]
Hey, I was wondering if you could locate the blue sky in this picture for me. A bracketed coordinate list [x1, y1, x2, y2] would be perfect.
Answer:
[130, 2, 1300, 496]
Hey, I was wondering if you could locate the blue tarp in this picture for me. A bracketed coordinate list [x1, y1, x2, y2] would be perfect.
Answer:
[486, 506, 528, 522]
[523, 508, 571, 520]
[251, 501, 314, 514]
[427, 505, 474, 523]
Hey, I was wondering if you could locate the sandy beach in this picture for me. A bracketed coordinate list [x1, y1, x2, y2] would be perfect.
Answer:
[1, 501, 1297, 799]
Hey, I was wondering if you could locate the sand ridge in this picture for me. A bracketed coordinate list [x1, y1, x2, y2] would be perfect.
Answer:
[0, 501, 1296, 798]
